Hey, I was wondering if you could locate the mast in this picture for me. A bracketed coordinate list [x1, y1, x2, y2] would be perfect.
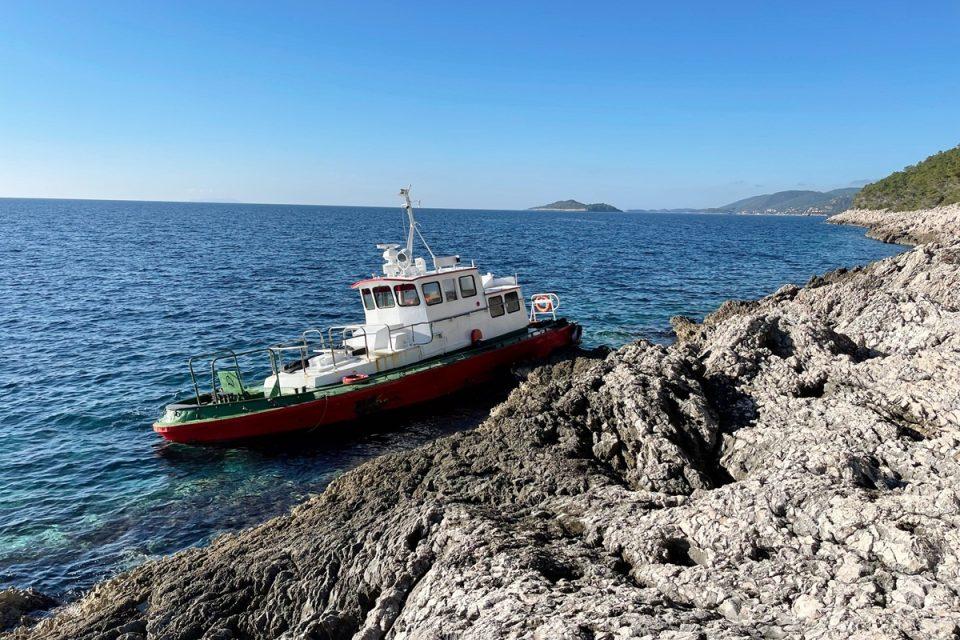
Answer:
[399, 187, 416, 257]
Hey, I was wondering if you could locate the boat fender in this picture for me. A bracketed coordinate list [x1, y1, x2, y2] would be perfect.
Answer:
[470, 329, 483, 345]
[573, 324, 583, 344]
[342, 373, 369, 385]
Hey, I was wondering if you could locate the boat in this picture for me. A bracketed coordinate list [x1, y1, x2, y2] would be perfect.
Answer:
[153, 188, 582, 444]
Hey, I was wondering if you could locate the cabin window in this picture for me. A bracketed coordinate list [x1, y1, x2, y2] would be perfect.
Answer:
[361, 288, 375, 311]
[372, 285, 395, 309]
[422, 281, 443, 306]
[488, 295, 505, 318]
[459, 274, 477, 298]
[504, 291, 520, 313]
[442, 278, 458, 301]
[394, 283, 421, 307]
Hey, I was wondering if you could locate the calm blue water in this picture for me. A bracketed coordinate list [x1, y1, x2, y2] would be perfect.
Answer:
[0, 198, 902, 597]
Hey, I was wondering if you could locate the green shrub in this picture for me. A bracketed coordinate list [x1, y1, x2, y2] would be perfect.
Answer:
[854, 145, 960, 211]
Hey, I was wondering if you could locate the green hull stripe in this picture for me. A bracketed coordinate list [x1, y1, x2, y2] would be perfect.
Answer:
[157, 323, 558, 427]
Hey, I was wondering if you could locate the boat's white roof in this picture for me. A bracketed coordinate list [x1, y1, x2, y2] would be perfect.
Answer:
[350, 265, 476, 289]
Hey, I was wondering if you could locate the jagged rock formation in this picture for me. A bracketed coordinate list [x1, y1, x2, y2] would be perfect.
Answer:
[0, 590, 57, 633]
[829, 204, 960, 246]
[10, 209, 960, 639]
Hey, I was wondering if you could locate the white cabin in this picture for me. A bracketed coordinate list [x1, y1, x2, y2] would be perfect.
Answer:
[262, 189, 542, 395]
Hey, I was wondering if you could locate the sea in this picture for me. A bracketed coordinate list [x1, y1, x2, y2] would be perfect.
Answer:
[0, 198, 904, 597]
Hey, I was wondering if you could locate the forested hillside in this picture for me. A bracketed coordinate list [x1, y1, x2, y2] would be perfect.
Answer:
[854, 146, 960, 211]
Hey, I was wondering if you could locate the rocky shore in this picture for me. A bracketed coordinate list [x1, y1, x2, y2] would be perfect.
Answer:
[829, 204, 960, 246]
[6, 208, 960, 639]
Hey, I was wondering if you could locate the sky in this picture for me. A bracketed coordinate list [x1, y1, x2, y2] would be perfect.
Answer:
[0, 1, 958, 210]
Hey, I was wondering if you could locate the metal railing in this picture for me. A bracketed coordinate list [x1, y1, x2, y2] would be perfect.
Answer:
[388, 321, 435, 349]
[529, 292, 560, 322]
[301, 328, 327, 351]
[326, 325, 370, 369]
[381, 302, 509, 351]
[182, 299, 540, 406]
[186, 327, 332, 405]
[188, 347, 280, 406]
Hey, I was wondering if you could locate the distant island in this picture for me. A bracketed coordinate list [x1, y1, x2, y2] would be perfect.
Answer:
[630, 188, 860, 216]
[529, 199, 622, 212]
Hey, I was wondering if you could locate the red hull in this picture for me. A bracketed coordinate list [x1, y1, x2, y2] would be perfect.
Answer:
[154, 323, 578, 444]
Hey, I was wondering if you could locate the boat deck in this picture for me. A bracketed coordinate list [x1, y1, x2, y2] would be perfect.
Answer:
[157, 320, 569, 428]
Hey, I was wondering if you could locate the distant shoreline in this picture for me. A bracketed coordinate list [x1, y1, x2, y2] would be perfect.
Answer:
[0, 196, 834, 218]
[628, 210, 831, 217]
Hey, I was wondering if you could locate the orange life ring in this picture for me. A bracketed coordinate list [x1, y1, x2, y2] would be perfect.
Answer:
[342, 373, 369, 385]
[533, 296, 553, 312]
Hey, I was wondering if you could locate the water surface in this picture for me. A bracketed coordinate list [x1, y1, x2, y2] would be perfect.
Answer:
[0, 199, 902, 596]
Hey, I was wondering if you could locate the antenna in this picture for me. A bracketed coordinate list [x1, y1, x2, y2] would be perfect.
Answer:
[395, 186, 437, 270]
[399, 186, 416, 257]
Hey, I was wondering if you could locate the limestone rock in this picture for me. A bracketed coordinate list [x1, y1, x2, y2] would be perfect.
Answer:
[0, 589, 57, 633]
[11, 209, 960, 639]
[829, 204, 960, 246]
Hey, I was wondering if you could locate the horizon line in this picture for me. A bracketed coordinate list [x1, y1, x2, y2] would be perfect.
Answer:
[0, 195, 731, 212]
[0, 189, 860, 213]
[0, 194, 535, 212]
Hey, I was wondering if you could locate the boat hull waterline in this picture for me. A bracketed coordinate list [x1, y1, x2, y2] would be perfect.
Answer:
[154, 321, 580, 444]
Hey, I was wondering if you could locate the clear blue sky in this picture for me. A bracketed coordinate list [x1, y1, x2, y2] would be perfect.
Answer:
[1, 1, 957, 209]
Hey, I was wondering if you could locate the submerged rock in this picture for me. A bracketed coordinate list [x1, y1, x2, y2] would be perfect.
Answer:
[11, 208, 960, 639]
[0, 589, 57, 633]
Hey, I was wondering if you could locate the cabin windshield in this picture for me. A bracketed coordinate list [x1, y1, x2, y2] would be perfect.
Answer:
[505, 291, 520, 313]
[372, 286, 395, 308]
[459, 275, 477, 298]
[442, 278, 458, 301]
[394, 283, 421, 307]
[361, 288, 375, 310]
[489, 295, 505, 317]
[422, 281, 443, 305]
